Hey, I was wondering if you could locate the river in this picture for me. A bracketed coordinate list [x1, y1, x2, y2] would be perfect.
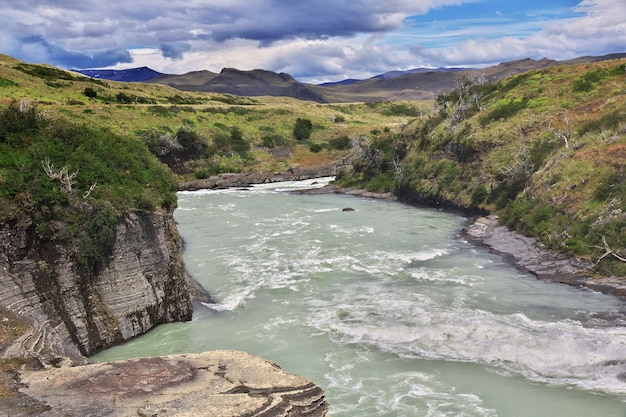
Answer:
[93, 177, 626, 416]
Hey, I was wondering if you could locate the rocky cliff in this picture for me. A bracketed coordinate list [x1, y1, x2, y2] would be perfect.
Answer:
[0, 208, 209, 365]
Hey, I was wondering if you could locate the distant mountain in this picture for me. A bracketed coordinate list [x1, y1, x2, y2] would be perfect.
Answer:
[73, 52, 626, 103]
[373, 67, 467, 80]
[152, 67, 328, 103]
[560, 52, 626, 65]
[319, 79, 361, 87]
[150, 70, 219, 88]
[73, 67, 162, 82]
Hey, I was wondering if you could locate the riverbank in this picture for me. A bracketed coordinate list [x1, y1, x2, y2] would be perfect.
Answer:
[465, 215, 626, 301]
[293, 181, 626, 301]
[178, 163, 341, 191]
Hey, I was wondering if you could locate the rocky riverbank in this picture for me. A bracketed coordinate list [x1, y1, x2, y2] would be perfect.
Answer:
[465, 215, 626, 300]
[179, 163, 341, 191]
[297, 182, 626, 301]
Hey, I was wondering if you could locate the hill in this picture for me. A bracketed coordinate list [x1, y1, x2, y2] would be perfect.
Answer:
[1, 53, 625, 278]
[73, 66, 163, 82]
[147, 59, 566, 102]
[335, 57, 626, 278]
[0, 53, 408, 178]
[71, 53, 626, 103]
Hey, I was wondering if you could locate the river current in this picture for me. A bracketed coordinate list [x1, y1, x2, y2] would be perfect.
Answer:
[94, 177, 626, 416]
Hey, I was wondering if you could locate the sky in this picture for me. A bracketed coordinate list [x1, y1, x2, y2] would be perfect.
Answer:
[1, 0, 625, 84]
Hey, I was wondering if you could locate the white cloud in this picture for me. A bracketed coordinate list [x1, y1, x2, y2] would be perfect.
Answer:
[408, 0, 626, 68]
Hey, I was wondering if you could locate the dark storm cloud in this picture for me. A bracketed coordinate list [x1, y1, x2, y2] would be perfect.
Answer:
[0, 0, 440, 68]
[15, 34, 133, 68]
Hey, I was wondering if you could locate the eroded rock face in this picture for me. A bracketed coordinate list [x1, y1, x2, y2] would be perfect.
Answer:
[0, 209, 202, 365]
[12, 350, 330, 417]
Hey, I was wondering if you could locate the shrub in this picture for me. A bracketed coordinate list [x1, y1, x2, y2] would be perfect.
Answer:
[573, 70, 605, 92]
[0, 100, 47, 144]
[293, 118, 313, 140]
[0, 77, 19, 87]
[479, 99, 527, 126]
[328, 135, 351, 150]
[83, 87, 98, 98]
[577, 111, 623, 135]
[471, 185, 489, 207]
[176, 128, 208, 159]
[309, 143, 324, 153]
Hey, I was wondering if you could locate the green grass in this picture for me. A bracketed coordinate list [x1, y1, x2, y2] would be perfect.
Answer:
[2, 54, 626, 277]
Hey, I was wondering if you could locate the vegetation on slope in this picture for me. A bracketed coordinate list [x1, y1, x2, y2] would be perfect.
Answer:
[0, 54, 414, 182]
[336, 59, 626, 277]
[2, 54, 624, 278]
[0, 54, 426, 277]
[0, 100, 177, 273]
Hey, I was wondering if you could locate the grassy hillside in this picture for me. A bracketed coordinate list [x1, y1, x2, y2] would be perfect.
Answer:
[2, 54, 625, 277]
[0, 54, 414, 180]
[337, 58, 626, 277]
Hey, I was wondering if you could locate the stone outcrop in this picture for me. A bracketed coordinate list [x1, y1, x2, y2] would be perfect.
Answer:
[466, 215, 626, 299]
[6, 350, 330, 417]
[0, 209, 212, 365]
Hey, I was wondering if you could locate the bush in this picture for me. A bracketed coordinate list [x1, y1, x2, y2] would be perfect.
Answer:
[577, 111, 623, 135]
[0, 77, 19, 87]
[479, 99, 527, 126]
[471, 185, 489, 207]
[293, 118, 313, 140]
[328, 135, 351, 150]
[309, 143, 324, 153]
[0, 100, 47, 145]
[176, 128, 208, 159]
[83, 87, 98, 98]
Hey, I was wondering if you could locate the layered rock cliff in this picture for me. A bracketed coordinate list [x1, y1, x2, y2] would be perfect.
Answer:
[0, 208, 208, 365]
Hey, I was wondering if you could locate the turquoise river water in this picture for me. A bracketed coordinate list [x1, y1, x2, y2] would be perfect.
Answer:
[93, 177, 626, 416]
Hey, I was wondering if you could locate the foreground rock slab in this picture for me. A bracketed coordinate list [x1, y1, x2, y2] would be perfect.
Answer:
[9, 350, 330, 417]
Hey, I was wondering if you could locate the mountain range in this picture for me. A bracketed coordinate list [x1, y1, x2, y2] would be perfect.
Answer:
[74, 53, 626, 103]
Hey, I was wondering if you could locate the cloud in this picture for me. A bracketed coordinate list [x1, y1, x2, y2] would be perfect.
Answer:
[0, 0, 460, 68]
[0, 0, 624, 82]
[409, 0, 626, 67]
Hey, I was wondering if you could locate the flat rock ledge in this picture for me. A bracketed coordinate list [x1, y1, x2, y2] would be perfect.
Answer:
[6, 350, 330, 417]
[466, 215, 626, 300]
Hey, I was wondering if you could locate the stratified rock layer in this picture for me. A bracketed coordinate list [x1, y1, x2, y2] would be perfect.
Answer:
[0, 209, 205, 365]
[13, 350, 330, 417]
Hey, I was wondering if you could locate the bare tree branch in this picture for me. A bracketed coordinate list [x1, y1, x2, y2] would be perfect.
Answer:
[596, 236, 626, 264]
[42, 158, 79, 195]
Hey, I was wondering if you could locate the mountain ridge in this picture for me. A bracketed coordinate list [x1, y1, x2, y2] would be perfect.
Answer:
[73, 53, 626, 102]
[73, 66, 163, 82]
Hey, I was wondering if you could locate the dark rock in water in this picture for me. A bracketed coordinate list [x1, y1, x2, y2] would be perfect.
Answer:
[342, 207, 355, 212]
